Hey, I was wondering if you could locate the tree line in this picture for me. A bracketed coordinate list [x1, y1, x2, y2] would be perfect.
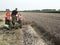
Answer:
[23, 9, 60, 13]
[0, 9, 60, 13]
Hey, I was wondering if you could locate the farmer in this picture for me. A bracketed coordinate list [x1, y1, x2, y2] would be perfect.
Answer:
[5, 10, 10, 25]
[11, 8, 18, 27]
[17, 13, 22, 28]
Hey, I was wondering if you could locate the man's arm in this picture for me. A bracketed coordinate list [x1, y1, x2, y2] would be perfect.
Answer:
[16, 11, 18, 14]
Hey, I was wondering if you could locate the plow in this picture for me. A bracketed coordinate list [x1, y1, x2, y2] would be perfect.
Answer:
[3, 23, 22, 30]
[0, 22, 22, 30]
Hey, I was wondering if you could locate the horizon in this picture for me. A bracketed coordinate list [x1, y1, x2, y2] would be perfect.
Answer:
[0, 8, 60, 11]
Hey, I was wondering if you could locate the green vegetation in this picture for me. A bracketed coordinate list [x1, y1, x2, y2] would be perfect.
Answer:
[0, 9, 60, 13]
[22, 9, 60, 13]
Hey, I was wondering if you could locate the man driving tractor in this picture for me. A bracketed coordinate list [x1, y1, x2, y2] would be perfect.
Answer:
[11, 8, 22, 28]
[11, 8, 18, 27]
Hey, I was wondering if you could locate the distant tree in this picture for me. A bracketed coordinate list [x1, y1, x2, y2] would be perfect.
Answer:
[58, 9, 60, 11]
[41, 9, 56, 13]
[6, 9, 10, 11]
[32, 10, 40, 12]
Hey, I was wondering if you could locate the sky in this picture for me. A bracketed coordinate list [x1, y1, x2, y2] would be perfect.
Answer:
[0, 0, 60, 11]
